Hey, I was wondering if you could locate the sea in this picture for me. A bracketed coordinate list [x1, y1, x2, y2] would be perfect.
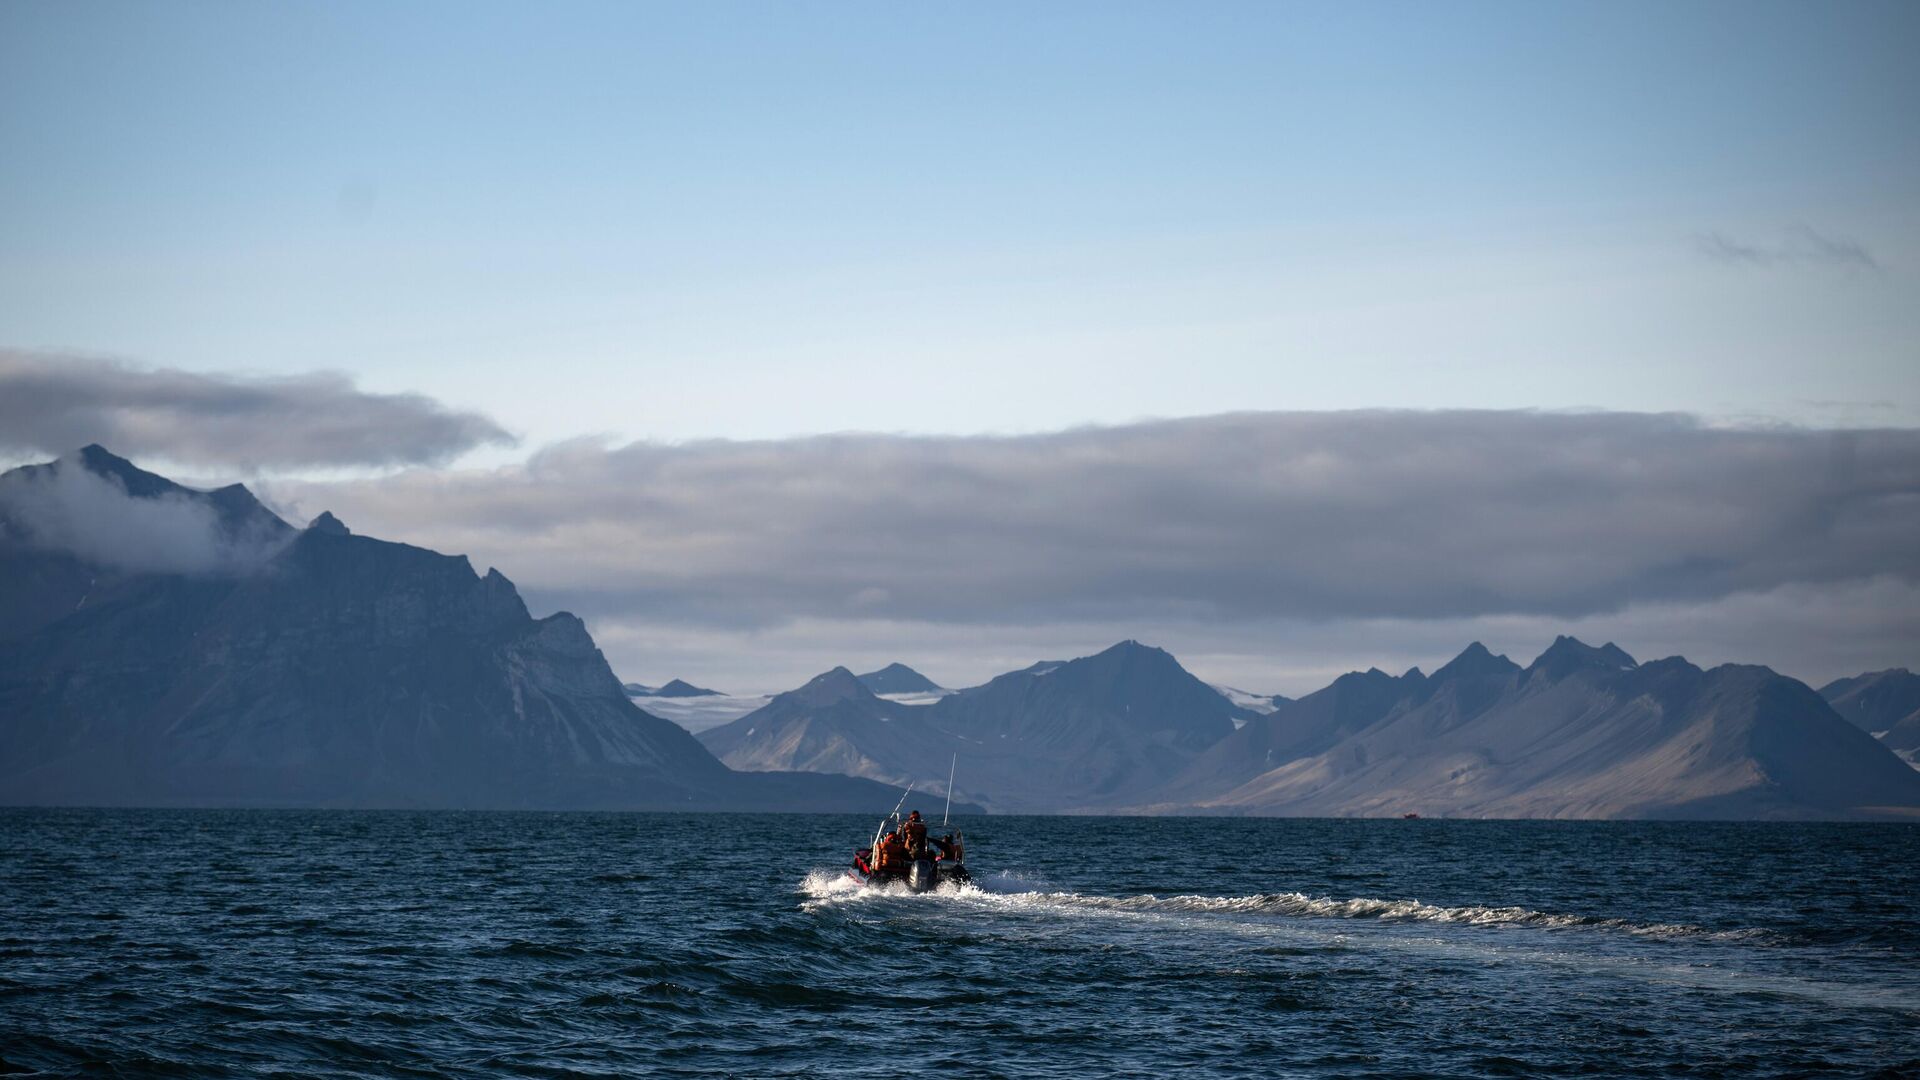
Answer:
[2, 810, 1916, 1078]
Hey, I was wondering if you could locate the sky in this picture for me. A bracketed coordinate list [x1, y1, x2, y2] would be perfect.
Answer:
[3, 1, 1918, 693]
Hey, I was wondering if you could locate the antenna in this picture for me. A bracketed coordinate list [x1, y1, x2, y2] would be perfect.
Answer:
[942, 754, 956, 827]
[873, 782, 914, 852]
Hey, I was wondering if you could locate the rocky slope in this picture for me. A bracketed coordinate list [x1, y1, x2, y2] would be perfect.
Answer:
[0, 448, 901, 811]
[1820, 668, 1920, 759]
[1161, 638, 1920, 819]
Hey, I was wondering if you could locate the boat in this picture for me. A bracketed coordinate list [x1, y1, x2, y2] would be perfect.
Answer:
[848, 781, 972, 893]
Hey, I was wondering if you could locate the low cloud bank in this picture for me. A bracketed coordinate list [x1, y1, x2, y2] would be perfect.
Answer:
[271, 410, 1920, 635]
[0, 350, 515, 470]
[0, 459, 290, 575]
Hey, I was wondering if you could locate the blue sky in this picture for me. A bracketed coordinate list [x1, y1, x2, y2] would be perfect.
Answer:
[4, 2, 1919, 691]
[4, 1, 1916, 452]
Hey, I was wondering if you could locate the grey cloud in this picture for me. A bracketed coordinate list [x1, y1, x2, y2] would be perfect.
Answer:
[0, 350, 515, 470]
[0, 458, 290, 575]
[1694, 226, 1881, 271]
[581, 575, 1920, 700]
[267, 410, 1920, 638]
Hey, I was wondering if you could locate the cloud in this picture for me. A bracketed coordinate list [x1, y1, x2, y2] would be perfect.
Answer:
[266, 410, 1920, 641]
[0, 350, 516, 471]
[580, 576, 1920, 699]
[0, 457, 291, 575]
[1694, 226, 1881, 272]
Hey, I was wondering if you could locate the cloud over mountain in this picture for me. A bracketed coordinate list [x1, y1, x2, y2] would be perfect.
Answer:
[0, 351, 515, 470]
[0, 447, 295, 576]
[269, 410, 1920, 639]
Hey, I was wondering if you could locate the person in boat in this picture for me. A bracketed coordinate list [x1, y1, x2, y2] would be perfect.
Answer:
[902, 810, 928, 858]
[875, 827, 909, 872]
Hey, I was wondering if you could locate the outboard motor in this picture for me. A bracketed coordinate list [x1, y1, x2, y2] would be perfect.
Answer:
[908, 857, 936, 893]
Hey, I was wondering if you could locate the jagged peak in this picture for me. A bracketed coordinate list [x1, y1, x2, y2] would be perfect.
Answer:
[76, 443, 135, 470]
[54, 446, 290, 537]
[307, 511, 350, 535]
[786, 666, 874, 706]
[1080, 639, 1183, 672]
[655, 678, 721, 697]
[64, 443, 186, 499]
[1330, 667, 1402, 691]
[1528, 635, 1639, 681]
[1432, 641, 1521, 683]
[857, 662, 943, 693]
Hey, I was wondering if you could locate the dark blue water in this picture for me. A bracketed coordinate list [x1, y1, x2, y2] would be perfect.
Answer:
[2, 811, 1916, 1078]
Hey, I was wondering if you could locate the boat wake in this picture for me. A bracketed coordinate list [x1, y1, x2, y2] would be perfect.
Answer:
[798, 868, 1036, 910]
[799, 870, 1760, 941]
[973, 890, 1765, 940]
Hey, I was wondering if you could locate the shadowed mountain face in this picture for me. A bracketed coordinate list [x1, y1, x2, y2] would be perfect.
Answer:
[0, 449, 903, 811]
[1164, 638, 1920, 819]
[856, 663, 943, 695]
[1821, 669, 1920, 757]
[702, 641, 1254, 812]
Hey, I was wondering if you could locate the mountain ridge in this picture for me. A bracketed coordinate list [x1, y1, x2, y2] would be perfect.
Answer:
[1158, 644, 1920, 819]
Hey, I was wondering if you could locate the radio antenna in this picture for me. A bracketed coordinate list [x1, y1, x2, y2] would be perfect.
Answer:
[942, 754, 957, 827]
[873, 782, 914, 852]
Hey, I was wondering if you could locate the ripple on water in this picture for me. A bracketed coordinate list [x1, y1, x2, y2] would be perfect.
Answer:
[1, 810, 1915, 1079]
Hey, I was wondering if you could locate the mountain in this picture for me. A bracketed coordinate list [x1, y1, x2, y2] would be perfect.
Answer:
[622, 682, 658, 696]
[650, 678, 721, 698]
[856, 663, 943, 695]
[1819, 668, 1920, 759]
[0, 448, 905, 812]
[699, 667, 946, 789]
[701, 640, 1255, 812]
[1159, 637, 1920, 819]
[0, 445, 296, 642]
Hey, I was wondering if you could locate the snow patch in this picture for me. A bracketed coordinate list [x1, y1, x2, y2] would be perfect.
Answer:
[878, 690, 954, 706]
[1211, 684, 1279, 714]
